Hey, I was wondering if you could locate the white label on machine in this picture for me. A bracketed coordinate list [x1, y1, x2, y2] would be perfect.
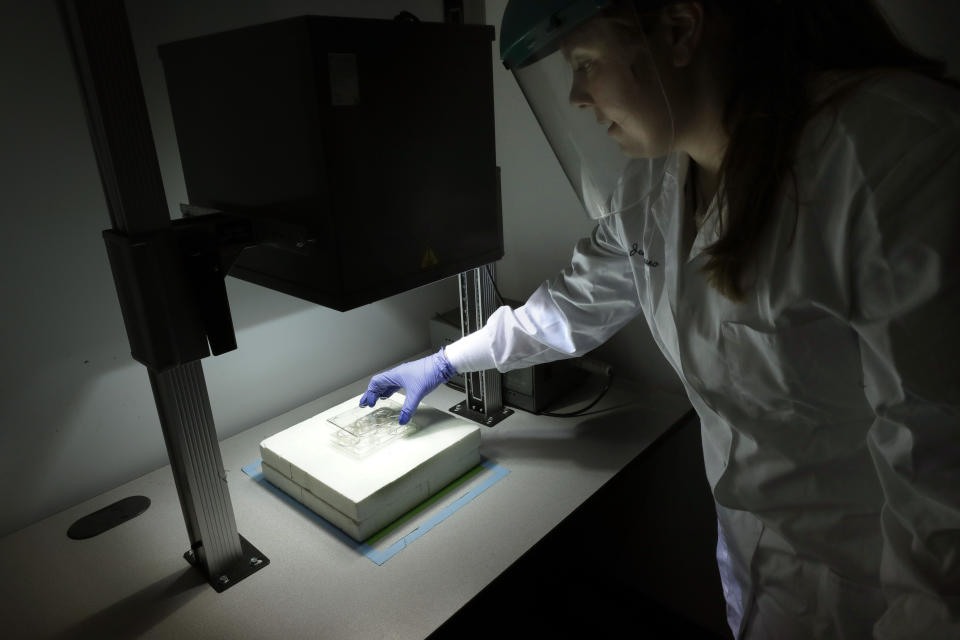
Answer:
[328, 53, 359, 106]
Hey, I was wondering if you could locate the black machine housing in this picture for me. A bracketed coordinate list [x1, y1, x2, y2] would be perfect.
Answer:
[159, 15, 502, 311]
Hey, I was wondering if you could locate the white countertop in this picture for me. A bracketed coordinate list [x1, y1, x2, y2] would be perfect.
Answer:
[0, 365, 690, 639]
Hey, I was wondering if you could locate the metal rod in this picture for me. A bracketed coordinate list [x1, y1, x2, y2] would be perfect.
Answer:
[458, 265, 503, 416]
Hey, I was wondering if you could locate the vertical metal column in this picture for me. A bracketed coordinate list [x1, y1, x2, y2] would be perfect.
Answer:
[59, 0, 265, 589]
[460, 266, 501, 413]
[451, 266, 513, 426]
[446, 0, 506, 433]
[150, 363, 241, 576]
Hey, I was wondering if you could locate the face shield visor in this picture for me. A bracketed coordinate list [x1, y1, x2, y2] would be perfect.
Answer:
[501, 1, 675, 220]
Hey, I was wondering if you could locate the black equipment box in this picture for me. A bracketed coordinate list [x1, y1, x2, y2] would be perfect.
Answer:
[159, 16, 501, 311]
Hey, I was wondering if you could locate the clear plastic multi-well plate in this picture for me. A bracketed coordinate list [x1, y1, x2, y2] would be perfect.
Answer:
[328, 399, 417, 458]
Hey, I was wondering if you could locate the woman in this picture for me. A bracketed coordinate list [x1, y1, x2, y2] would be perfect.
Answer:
[362, 1, 960, 636]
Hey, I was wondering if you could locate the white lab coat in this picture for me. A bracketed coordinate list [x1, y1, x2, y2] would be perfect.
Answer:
[446, 71, 960, 638]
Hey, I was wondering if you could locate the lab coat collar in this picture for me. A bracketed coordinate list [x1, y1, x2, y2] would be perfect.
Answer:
[649, 152, 685, 237]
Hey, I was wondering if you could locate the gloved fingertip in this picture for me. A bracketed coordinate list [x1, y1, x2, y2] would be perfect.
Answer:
[398, 411, 410, 426]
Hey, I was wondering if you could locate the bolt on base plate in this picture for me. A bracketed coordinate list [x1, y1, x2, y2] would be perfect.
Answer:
[450, 401, 513, 427]
[183, 534, 269, 593]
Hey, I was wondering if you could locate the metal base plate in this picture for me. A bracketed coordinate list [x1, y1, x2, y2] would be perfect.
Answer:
[450, 401, 513, 427]
[183, 534, 269, 593]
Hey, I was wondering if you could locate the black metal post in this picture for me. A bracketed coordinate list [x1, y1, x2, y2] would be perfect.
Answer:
[58, 0, 267, 591]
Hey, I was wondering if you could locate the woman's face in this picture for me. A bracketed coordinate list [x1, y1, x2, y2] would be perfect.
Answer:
[561, 17, 676, 158]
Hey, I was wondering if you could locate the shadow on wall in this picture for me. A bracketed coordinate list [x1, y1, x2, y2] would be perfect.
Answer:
[0, 359, 163, 538]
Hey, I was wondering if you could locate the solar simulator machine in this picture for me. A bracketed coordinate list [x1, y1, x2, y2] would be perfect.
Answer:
[60, 0, 504, 592]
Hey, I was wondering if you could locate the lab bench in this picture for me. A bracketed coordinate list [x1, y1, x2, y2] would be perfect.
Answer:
[0, 360, 716, 639]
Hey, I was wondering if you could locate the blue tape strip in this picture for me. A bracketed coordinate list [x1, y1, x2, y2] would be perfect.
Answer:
[241, 458, 509, 565]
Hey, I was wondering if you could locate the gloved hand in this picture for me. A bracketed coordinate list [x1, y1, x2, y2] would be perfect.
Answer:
[359, 349, 458, 425]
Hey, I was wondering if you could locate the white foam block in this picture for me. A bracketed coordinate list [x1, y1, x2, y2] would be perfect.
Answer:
[259, 394, 481, 541]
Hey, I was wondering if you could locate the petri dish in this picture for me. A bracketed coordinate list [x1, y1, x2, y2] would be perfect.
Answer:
[328, 398, 417, 458]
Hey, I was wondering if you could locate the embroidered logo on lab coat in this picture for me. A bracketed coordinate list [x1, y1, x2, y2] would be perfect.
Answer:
[629, 243, 659, 267]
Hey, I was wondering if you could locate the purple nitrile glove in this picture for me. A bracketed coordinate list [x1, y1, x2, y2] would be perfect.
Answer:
[359, 349, 458, 425]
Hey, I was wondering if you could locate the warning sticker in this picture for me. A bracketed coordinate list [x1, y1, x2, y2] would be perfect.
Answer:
[420, 248, 440, 268]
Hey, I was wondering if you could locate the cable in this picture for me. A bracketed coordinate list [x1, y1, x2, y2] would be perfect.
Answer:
[556, 401, 638, 418]
[484, 263, 506, 306]
[540, 371, 614, 418]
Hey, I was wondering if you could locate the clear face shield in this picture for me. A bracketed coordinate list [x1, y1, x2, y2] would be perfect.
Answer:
[509, 9, 675, 220]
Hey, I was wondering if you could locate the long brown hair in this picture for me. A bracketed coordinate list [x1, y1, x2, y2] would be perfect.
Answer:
[630, 0, 953, 301]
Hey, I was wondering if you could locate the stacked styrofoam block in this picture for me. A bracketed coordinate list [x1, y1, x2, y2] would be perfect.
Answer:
[259, 394, 481, 541]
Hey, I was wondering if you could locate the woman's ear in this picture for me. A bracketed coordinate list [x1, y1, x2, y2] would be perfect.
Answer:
[660, 2, 705, 67]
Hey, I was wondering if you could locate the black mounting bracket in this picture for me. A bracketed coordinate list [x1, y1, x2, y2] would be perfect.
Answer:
[102, 207, 315, 371]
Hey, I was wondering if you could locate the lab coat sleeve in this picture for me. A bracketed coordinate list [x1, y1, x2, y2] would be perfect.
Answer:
[849, 125, 960, 637]
[444, 216, 643, 374]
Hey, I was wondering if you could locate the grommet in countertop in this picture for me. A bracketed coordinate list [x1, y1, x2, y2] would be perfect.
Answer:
[66, 495, 151, 540]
